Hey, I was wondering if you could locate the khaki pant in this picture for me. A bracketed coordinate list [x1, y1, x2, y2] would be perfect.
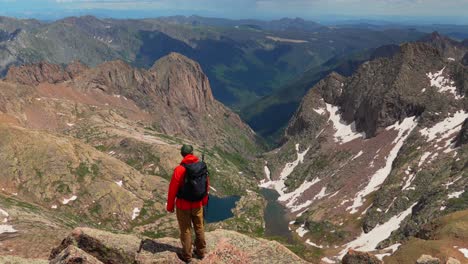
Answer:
[176, 207, 206, 260]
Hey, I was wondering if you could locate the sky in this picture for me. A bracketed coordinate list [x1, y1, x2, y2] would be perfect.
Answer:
[0, 0, 467, 24]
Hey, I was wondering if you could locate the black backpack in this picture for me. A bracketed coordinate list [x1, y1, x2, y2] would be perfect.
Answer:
[176, 161, 208, 202]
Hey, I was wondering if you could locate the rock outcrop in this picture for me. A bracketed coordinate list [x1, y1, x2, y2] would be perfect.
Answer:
[416, 255, 441, 264]
[455, 118, 468, 147]
[49, 227, 308, 264]
[5, 61, 72, 86]
[342, 250, 382, 264]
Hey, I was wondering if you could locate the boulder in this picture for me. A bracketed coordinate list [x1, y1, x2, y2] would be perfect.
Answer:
[446, 257, 461, 264]
[342, 249, 382, 264]
[416, 254, 441, 264]
[49, 245, 103, 264]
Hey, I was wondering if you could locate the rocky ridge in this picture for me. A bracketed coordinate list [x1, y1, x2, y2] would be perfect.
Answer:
[4, 53, 258, 155]
[259, 36, 468, 263]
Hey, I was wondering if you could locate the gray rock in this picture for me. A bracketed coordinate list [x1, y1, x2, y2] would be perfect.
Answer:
[416, 254, 441, 264]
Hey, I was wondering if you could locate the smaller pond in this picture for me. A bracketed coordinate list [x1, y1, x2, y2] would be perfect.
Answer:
[261, 188, 293, 242]
[204, 194, 240, 223]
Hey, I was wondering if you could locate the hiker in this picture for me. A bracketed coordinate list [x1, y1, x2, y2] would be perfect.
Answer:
[166, 144, 209, 262]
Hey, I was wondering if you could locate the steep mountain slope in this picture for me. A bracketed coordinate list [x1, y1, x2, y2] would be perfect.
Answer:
[259, 39, 467, 263]
[244, 33, 468, 141]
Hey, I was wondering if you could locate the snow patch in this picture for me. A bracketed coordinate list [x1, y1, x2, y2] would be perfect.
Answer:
[347, 117, 418, 213]
[0, 225, 17, 234]
[448, 190, 464, 199]
[420, 111, 468, 142]
[115, 180, 123, 187]
[132, 207, 141, 220]
[62, 195, 77, 204]
[402, 172, 416, 191]
[51, 205, 58, 209]
[314, 107, 326, 115]
[375, 243, 401, 260]
[260, 144, 310, 196]
[306, 239, 324, 248]
[296, 224, 309, 237]
[322, 257, 336, 263]
[340, 203, 417, 258]
[352, 151, 364, 160]
[264, 164, 271, 181]
[427, 67, 463, 99]
[418, 152, 431, 167]
[325, 103, 366, 143]
[458, 248, 468, 258]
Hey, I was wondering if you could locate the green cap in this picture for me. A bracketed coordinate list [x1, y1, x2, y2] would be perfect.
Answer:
[181, 144, 194, 156]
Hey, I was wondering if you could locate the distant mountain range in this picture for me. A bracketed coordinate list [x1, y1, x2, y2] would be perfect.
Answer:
[0, 15, 427, 114]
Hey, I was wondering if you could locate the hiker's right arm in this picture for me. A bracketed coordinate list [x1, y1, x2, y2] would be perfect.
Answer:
[166, 166, 184, 212]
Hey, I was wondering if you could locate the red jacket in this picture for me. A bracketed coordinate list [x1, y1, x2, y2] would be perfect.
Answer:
[166, 154, 209, 211]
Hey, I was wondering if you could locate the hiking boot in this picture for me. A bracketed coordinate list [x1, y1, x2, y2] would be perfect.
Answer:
[176, 252, 192, 263]
[193, 250, 205, 260]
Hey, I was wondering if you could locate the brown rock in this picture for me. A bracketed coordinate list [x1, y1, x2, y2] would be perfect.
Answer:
[50, 228, 308, 264]
[342, 249, 382, 264]
[49, 245, 103, 264]
[5, 61, 71, 86]
[446, 257, 461, 264]
[49, 227, 141, 264]
[65, 60, 89, 78]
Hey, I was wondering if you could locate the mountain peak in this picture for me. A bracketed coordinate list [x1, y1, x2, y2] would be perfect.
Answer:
[150, 52, 215, 108]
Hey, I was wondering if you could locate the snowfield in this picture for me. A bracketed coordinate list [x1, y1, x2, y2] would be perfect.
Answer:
[260, 144, 310, 197]
[419, 110, 468, 142]
[340, 203, 417, 258]
[427, 67, 463, 100]
[347, 117, 418, 214]
[325, 103, 366, 144]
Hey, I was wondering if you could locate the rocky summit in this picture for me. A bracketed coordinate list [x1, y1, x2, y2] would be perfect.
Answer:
[46, 227, 307, 264]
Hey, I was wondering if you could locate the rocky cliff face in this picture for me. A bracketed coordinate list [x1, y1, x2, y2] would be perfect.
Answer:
[3, 53, 259, 155]
[259, 36, 468, 263]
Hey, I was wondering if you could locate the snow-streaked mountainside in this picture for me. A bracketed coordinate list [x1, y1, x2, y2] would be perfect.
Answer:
[259, 37, 468, 262]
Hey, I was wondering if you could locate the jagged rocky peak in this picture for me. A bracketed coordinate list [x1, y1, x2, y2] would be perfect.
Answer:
[150, 52, 215, 110]
[5, 61, 72, 86]
[285, 72, 345, 139]
[338, 42, 453, 136]
[420, 31, 468, 60]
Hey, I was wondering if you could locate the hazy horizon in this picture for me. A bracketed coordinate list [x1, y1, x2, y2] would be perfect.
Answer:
[0, 0, 468, 25]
